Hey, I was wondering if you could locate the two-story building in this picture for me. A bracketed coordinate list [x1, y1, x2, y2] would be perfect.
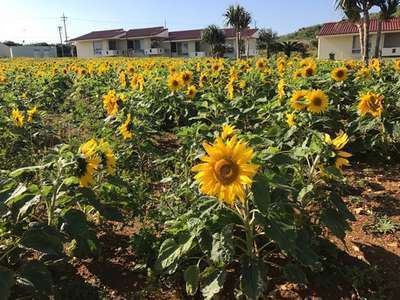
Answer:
[318, 17, 400, 60]
[69, 26, 258, 58]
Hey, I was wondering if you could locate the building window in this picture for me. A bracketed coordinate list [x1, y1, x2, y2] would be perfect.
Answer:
[171, 42, 177, 53]
[182, 42, 189, 55]
[127, 40, 134, 49]
[134, 40, 141, 50]
[352, 35, 361, 54]
[93, 41, 103, 55]
[195, 41, 201, 52]
[383, 32, 400, 48]
[108, 40, 117, 50]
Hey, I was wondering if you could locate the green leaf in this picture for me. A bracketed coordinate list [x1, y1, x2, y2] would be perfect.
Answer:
[201, 269, 226, 300]
[252, 174, 271, 215]
[9, 165, 46, 178]
[19, 261, 53, 295]
[330, 193, 355, 221]
[61, 209, 89, 236]
[17, 195, 40, 221]
[240, 255, 267, 300]
[0, 266, 15, 300]
[184, 265, 199, 296]
[297, 184, 313, 202]
[21, 226, 63, 255]
[321, 208, 350, 240]
[282, 263, 308, 284]
[210, 225, 234, 266]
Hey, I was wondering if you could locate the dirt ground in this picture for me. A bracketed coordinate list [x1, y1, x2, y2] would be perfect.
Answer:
[46, 163, 399, 300]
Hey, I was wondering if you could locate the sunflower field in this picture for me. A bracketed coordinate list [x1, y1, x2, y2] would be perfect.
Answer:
[0, 56, 399, 299]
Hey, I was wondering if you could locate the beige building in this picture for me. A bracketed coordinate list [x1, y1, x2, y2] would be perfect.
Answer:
[318, 17, 400, 60]
[70, 27, 258, 58]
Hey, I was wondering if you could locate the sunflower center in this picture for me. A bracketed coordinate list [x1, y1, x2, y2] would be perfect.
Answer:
[336, 70, 344, 78]
[214, 159, 239, 185]
[172, 80, 179, 87]
[312, 97, 322, 107]
[305, 68, 313, 76]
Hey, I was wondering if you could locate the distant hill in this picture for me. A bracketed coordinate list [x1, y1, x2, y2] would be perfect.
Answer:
[279, 24, 322, 44]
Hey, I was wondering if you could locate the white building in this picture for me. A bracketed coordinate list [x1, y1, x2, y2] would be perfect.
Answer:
[69, 26, 259, 58]
[318, 17, 400, 60]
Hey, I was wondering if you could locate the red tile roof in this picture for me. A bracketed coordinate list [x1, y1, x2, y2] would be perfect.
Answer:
[168, 28, 258, 41]
[69, 29, 125, 41]
[169, 29, 203, 41]
[124, 26, 167, 38]
[319, 17, 400, 36]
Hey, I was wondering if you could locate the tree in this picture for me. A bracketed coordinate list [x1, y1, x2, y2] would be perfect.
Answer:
[224, 4, 252, 59]
[257, 28, 278, 57]
[3, 41, 22, 47]
[336, 0, 379, 64]
[202, 25, 226, 57]
[278, 41, 305, 57]
[374, 0, 399, 57]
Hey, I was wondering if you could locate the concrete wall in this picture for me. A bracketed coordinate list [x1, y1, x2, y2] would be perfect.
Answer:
[0, 43, 10, 57]
[9, 46, 57, 58]
[75, 41, 95, 58]
[318, 33, 381, 60]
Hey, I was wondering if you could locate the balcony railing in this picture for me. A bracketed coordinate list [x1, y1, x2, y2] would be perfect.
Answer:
[95, 49, 123, 56]
[144, 48, 164, 55]
[382, 47, 400, 57]
[190, 51, 206, 57]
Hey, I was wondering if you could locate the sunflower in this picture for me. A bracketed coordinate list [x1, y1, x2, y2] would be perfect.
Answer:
[12, 108, 24, 127]
[394, 59, 400, 71]
[239, 80, 246, 89]
[358, 92, 384, 118]
[289, 90, 308, 111]
[221, 124, 236, 140]
[187, 85, 197, 99]
[293, 69, 303, 79]
[355, 67, 370, 80]
[302, 64, 316, 77]
[78, 140, 101, 187]
[286, 113, 296, 127]
[227, 79, 235, 100]
[331, 67, 348, 81]
[119, 113, 133, 140]
[199, 72, 208, 88]
[180, 71, 193, 85]
[27, 106, 37, 122]
[168, 74, 183, 92]
[344, 60, 356, 70]
[98, 139, 116, 175]
[119, 71, 127, 88]
[256, 58, 267, 70]
[306, 90, 329, 113]
[192, 135, 259, 205]
[324, 132, 352, 172]
[278, 79, 285, 99]
[103, 90, 119, 117]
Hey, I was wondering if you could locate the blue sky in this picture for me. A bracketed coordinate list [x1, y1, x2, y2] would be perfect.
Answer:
[0, 0, 344, 43]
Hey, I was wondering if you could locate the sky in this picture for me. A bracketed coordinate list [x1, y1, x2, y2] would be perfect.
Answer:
[0, 0, 344, 44]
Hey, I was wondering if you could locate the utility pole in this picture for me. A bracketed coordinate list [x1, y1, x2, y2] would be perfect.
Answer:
[61, 13, 68, 43]
[58, 26, 64, 57]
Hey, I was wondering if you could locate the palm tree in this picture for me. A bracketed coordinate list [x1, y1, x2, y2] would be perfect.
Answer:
[224, 5, 252, 59]
[336, 0, 378, 64]
[257, 28, 278, 58]
[278, 41, 303, 57]
[374, 0, 399, 57]
[202, 25, 226, 57]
